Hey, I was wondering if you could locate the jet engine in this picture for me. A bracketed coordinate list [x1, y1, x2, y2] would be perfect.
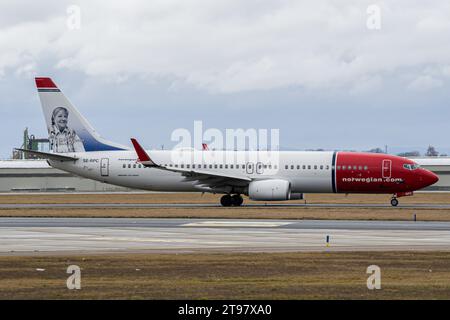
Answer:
[248, 179, 303, 201]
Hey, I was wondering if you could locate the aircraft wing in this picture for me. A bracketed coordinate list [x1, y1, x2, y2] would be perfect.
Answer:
[14, 148, 78, 161]
[130, 138, 251, 190]
[165, 167, 251, 189]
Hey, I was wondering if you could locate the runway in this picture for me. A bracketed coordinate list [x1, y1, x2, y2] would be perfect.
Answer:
[1, 203, 449, 209]
[1, 218, 450, 255]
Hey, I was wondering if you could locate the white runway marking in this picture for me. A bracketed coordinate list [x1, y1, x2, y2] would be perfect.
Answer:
[181, 221, 292, 228]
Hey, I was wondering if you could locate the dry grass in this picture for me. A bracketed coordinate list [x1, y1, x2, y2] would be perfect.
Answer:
[1, 251, 450, 299]
[0, 192, 448, 205]
[0, 193, 449, 220]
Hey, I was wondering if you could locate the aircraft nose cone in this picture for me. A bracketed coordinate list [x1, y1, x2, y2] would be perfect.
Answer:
[423, 170, 439, 187]
[431, 172, 439, 184]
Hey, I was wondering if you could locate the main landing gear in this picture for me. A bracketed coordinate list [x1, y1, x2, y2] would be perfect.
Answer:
[220, 194, 244, 207]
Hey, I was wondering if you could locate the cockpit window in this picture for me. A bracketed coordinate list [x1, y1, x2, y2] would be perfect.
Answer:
[403, 163, 420, 170]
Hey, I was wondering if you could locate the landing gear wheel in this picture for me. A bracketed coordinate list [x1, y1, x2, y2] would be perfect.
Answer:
[220, 194, 232, 207]
[390, 198, 399, 207]
[231, 194, 244, 206]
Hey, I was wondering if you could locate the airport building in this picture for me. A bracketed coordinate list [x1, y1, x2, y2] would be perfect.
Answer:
[0, 160, 130, 192]
[0, 157, 449, 193]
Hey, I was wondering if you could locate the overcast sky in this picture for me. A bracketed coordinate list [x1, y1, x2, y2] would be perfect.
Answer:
[1, 0, 449, 158]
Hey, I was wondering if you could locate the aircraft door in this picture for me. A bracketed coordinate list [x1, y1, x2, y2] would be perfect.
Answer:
[100, 158, 109, 177]
[256, 162, 264, 174]
[246, 162, 254, 174]
[382, 159, 391, 179]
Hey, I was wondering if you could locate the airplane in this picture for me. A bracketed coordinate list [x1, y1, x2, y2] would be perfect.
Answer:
[16, 77, 439, 207]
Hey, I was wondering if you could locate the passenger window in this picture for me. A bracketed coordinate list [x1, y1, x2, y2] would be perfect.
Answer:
[175, 164, 178, 168]
[133, 164, 136, 168]
[128, 164, 131, 168]
[192, 164, 195, 169]
[236, 165, 239, 169]
[342, 165, 346, 170]
[209, 164, 212, 169]
[181, 164, 184, 168]
[274, 165, 278, 169]
[353, 165, 357, 170]
[186, 164, 190, 169]
[268, 165, 272, 169]
[285, 165, 288, 169]
[123, 164, 126, 168]
[230, 165, 233, 169]
[302, 165, 306, 170]
[364, 166, 368, 170]
[326, 165, 329, 170]
[225, 164, 228, 169]
[314, 165, 317, 170]
[358, 166, 362, 170]
[219, 164, 223, 169]
[320, 165, 323, 170]
[291, 165, 294, 170]
[297, 165, 300, 170]
[308, 165, 311, 170]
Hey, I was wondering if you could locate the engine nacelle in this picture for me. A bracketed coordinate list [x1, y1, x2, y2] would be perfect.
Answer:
[248, 179, 293, 201]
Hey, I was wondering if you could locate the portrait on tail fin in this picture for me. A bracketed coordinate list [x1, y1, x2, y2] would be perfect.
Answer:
[49, 106, 85, 153]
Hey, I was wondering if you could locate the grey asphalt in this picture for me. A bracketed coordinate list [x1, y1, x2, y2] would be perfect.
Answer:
[2, 217, 450, 231]
[1, 218, 450, 255]
[1, 203, 450, 209]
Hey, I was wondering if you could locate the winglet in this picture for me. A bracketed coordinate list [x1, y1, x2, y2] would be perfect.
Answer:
[130, 138, 157, 167]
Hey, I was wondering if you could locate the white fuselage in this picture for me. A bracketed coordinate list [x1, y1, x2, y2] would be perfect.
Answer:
[49, 150, 335, 193]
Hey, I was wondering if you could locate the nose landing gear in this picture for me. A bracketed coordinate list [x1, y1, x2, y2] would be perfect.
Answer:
[390, 197, 399, 207]
[220, 194, 244, 207]
[390, 191, 414, 207]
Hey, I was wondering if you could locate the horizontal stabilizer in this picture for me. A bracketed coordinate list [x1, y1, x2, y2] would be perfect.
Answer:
[14, 149, 78, 161]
